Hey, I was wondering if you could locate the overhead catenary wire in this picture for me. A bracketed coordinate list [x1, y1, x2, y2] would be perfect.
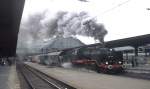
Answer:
[88, 0, 132, 21]
[101, 0, 132, 15]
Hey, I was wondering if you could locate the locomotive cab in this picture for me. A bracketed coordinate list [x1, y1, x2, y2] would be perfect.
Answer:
[97, 49, 124, 73]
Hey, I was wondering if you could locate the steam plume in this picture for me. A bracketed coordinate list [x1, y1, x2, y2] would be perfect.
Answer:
[17, 11, 107, 54]
[44, 11, 107, 43]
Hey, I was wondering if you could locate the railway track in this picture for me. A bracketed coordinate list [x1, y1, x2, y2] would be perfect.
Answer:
[17, 63, 76, 89]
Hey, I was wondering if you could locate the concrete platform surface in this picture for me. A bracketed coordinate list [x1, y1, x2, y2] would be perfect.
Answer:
[126, 64, 150, 74]
[0, 65, 20, 89]
[25, 62, 150, 89]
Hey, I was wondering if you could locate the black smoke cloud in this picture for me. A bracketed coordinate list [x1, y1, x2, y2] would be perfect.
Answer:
[44, 11, 107, 43]
[17, 11, 107, 53]
[78, 0, 89, 2]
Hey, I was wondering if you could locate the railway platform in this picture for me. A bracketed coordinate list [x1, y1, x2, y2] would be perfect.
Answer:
[126, 64, 150, 74]
[0, 65, 20, 89]
[25, 62, 150, 89]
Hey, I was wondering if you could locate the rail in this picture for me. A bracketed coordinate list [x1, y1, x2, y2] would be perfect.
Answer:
[17, 63, 76, 89]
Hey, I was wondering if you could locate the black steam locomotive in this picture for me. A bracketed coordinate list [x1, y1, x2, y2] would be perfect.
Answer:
[59, 46, 124, 73]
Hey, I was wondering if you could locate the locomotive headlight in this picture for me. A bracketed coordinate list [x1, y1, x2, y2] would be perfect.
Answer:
[105, 62, 108, 65]
[118, 61, 122, 64]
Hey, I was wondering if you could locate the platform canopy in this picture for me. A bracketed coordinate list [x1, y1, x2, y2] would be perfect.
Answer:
[0, 0, 25, 57]
[105, 34, 150, 48]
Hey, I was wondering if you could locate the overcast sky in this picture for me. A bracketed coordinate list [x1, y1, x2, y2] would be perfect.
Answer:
[21, 0, 150, 44]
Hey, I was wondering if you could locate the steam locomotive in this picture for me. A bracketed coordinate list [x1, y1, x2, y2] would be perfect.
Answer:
[30, 45, 125, 73]
[59, 46, 124, 73]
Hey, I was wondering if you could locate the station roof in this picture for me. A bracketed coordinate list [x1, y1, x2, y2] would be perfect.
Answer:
[0, 0, 25, 57]
[105, 34, 150, 48]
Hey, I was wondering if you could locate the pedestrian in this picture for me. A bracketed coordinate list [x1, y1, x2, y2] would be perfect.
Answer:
[7, 58, 12, 66]
[131, 59, 134, 67]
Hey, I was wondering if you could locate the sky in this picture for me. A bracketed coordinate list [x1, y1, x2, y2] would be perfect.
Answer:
[21, 0, 150, 44]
